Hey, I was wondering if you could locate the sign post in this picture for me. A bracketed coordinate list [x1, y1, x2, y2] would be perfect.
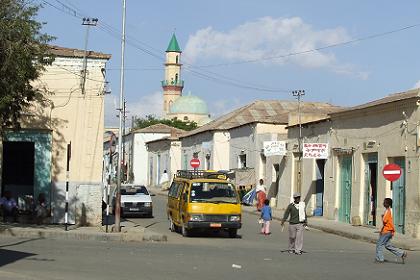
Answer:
[383, 164, 402, 182]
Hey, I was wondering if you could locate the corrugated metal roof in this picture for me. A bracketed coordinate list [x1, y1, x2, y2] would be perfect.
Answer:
[331, 89, 420, 115]
[180, 100, 341, 138]
[131, 124, 185, 137]
[48, 45, 111, 60]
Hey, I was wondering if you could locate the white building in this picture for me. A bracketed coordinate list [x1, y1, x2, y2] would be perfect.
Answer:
[123, 124, 184, 185]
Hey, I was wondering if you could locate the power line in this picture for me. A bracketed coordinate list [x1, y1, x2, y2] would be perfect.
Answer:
[38, 0, 290, 94]
[40, 0, 420, 94]
[193, 23, 420, 68]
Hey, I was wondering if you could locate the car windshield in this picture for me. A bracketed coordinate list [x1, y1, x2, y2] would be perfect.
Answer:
[121, 186, 149, 195]
[190, 182, 238, 203]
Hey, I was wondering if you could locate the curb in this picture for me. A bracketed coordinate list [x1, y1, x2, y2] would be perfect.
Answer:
[0, 225, 167, 243]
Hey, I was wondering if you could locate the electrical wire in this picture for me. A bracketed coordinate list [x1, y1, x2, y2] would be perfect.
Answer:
[39, 0, 420, 94]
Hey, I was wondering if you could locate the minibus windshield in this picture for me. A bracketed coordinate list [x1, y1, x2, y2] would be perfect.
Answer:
[190, 182, 238, 203]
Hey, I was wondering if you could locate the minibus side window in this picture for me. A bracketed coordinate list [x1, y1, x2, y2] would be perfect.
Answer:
[175, 182, 184, 199]
[168, 182, 176, 197]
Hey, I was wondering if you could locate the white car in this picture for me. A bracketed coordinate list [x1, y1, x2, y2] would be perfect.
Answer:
[113, 185, 153, 218]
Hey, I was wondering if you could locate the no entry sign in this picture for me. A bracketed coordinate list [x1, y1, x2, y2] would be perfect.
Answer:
[382, 164, 402, 182]
[190, 158, 200, 169]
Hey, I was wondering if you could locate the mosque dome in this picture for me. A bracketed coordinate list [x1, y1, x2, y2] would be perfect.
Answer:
[170, 93, 208, 115]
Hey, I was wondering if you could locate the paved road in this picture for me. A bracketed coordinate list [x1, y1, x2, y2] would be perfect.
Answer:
[1, 195, 419, 280]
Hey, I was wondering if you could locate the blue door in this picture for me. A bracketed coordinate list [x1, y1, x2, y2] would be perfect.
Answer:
[392, 158, 405, 234]
[314, 159, 325, 216]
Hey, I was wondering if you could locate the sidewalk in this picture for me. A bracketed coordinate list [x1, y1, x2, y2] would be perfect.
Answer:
[150, 187, 420, 250]
[0, 220, 167, 243]
[242, 206, 420, 251]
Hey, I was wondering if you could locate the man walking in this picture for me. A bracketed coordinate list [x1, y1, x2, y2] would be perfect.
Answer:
[375, 198, 407, 263]
[281, 193, 306, 255]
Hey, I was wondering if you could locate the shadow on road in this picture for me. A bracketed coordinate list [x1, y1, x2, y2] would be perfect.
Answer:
[0, 248, 36, 267]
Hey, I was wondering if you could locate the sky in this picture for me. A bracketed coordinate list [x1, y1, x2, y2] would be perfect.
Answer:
[36, 0, 420, 127]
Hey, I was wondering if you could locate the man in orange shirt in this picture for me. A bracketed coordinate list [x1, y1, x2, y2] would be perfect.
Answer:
[375, 198, 407, 263]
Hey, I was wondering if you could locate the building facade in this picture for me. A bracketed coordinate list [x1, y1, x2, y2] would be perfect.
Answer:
[284, 89, 420, 239]
[0, 45, 111, 225]
[123, 124, 184, 186]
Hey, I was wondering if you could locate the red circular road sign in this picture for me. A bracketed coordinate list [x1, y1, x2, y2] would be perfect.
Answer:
[190, 158, 201, 169]
[383, 164, 402, 182]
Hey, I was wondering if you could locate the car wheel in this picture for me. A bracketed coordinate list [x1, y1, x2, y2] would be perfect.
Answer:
[228, 229, 237, 238]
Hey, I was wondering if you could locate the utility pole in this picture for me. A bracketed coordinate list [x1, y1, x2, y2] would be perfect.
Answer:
[80, 18, 98, 95]
[122, 99, 127, 182]
[292, 90, 305, 193]
[115, 0, 127, 233]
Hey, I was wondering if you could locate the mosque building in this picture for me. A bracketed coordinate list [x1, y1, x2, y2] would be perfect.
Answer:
[161, 34, 211, 126]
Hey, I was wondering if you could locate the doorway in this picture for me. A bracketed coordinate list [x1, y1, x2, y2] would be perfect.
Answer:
[339, 155, 352, 223]
[392, 157, 405, 234]
[314, 159, 326, 216]
[364, 153, 378, 226]
[2, 141, 35, 200]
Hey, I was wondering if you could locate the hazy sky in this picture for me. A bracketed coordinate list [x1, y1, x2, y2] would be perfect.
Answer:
[36, 0, 420, 127]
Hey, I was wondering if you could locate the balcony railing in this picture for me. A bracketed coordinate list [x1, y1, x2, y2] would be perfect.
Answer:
[161, 80, 184, 87]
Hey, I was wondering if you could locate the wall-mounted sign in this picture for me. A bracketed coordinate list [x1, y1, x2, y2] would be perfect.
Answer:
[263, 141, 286, 156]
[303, 143, 329, 159]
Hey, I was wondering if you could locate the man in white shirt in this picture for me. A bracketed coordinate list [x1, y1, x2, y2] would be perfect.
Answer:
[160, 170, 170, 190]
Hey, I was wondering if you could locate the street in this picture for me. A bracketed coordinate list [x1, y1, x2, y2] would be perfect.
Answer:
[1, 195, 419, 280]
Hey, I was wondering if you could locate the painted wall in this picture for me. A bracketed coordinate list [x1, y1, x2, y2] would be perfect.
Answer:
[132, 132, 171, 185]
[0, 55, 110, 225]
[147, 139, 182, 187]
[181, 131, 213, 170]
[286, 99, 420, 238]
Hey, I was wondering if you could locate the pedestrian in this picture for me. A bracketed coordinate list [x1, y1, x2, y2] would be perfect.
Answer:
[260, 199, 272, 235]
[281, 192, 306, 255]
[256, 179, 267, 211]
[375, 198, 408, 263]
[35, 193, 48, 225]
[0, 190, 19, 222]
[239, 186, 246, 201]
[160, 170, 170, 190]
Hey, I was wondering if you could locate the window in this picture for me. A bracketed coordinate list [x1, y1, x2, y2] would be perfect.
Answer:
[183, 116, 188, 121]
[169, 182, 184, 199]
[238, 154, 247, 168]
[176, 55, 179, 64]
[190, 182, 237, 203]
[175, 73, 178, 83]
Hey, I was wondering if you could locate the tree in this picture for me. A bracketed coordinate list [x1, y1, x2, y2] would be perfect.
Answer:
[0, 0, 54, 133]
[134, 115, 198, 131]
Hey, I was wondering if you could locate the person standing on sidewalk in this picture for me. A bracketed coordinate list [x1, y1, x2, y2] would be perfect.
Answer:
[260, 199, 272, 235]
[375, 198, 407, 263]
[281, 193, 306, 255]
[256, 179, 267, 211]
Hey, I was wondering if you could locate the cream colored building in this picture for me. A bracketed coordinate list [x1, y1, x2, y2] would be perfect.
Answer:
[0, 45, 111, 225]
[284, 89, 420, 239]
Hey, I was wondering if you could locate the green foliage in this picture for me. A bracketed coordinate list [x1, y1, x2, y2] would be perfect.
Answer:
[0, 0, 54, 132]
[134, 115, 198, 131]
